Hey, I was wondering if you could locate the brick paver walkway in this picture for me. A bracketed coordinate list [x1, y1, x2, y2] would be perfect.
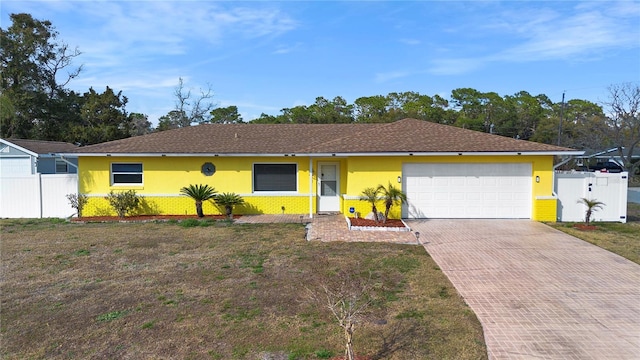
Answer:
[306, 214, 418, 244]
[408, 219, 640, 360]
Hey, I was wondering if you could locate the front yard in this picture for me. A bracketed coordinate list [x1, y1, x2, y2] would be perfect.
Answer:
[549, 203, 640, 264]
[0, 220, 486, 359]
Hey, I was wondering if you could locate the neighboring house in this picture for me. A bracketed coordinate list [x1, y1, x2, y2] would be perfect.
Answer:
[67, 118, 582, 221]
[0, 138, 78, 176]
[0, 138, 79, 218]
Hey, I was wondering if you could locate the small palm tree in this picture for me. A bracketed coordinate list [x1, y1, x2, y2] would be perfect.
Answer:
[359, 187, 381, 222]
[577, 198, 605, 226]
[215, 192, 245, 220]
[379, 182, 407, 223]
[180, 184, 217, 217]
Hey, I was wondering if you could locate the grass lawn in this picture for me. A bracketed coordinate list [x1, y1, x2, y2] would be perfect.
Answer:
[548, 203, 640, 265]
[0, 220, 486, 360]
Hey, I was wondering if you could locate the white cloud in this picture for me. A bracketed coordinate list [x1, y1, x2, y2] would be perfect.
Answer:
[427, 1, 639, 75]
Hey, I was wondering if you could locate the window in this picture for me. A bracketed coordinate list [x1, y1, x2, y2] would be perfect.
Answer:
[253, 163, 297, 192]
[55, 160, 68, 173]
[111, 163, 143, 185]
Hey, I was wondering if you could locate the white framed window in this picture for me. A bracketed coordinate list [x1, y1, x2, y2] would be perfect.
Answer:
[111, 163, 143, 185]
[55, 159, 69, 173]
[253, 163, 297, 192]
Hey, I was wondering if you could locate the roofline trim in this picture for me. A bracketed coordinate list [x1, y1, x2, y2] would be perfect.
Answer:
[0, 138, 39, 158]
[65, 150, 585, 157]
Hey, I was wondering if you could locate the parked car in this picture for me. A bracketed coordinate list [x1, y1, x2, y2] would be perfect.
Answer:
[576, 161, 624, 173]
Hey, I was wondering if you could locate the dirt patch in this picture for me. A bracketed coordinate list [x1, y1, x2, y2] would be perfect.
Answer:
[573, 223, 598, 231]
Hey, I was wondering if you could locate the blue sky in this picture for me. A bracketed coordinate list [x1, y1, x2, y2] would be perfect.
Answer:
[3, 1, 639, 124]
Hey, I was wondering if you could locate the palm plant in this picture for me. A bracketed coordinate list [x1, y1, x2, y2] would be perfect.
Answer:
[577, 198, 605, 226]
[180, 184, 217, 217]
[214, 192, 245, 220]
[359, 187, 381, 222]
[379, 182, 407, 223]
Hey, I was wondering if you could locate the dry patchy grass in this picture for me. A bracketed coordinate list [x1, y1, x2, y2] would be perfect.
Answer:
[0, 220, 486, 359]
[548, 203, 640, 264]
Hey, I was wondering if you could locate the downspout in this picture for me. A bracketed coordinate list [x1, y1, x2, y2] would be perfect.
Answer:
[309, 157, 314, 219]
[60, 156, 78, 171]
[552, 156, 574, 197]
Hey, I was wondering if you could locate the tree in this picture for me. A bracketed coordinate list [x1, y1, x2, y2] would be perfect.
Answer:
[308, 267, 374, 360]
[249, 112, 279, 124]
[378, 182, 407, 223]
[0, 13, 82, 139]
[532, 99, 606, 149]
[359, 187, 381, 222]
[70, 87, 132, 145]
[577, 198, 605, 226]
[180, 184, 217, 217]
[157, 110, 187, 131]
[210, 106, 243, 124]
[129, 112, 153, 136]
[214, 192, 245, 219]
[603, 83, 640, 176]
[172, 77, 215, 127]
[309, 96, 354, 123]
[354, 95, 390, 123]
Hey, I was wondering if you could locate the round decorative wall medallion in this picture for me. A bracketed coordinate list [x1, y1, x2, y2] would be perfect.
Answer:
[201, 162, 216, 176]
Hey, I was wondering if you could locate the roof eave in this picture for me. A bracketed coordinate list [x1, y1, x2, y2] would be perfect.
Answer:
[0, 138, 39, 157]
[66, 150, 585, 157]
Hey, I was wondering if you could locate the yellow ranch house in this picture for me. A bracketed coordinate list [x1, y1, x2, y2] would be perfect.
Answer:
[67, 118, 582, 221]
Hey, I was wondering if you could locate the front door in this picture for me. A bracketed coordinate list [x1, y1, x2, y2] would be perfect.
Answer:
[318, 163, 340, 212]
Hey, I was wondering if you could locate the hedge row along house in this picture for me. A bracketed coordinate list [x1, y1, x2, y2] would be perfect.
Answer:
[66, 118, 583, 221]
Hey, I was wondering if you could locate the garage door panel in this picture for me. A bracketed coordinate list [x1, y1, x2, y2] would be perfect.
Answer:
[403, 163, 531, 219]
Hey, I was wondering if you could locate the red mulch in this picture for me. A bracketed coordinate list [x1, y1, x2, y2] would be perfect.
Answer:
[348, 217, 406, 228]
[71, 214, 239, 222]
[573, 223, 598, 231]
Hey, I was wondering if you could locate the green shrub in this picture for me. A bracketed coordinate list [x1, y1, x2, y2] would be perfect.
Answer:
[106, 190, 141, 218]
[179, 219, 201, 228]
[66, 193, 88, 217]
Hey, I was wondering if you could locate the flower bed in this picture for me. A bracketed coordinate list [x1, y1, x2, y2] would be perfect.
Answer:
[346, 217, 410, 232]
[71, 214, 239, 223]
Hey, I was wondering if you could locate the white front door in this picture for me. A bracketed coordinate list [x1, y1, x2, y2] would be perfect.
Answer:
[318, 163, 340, 212]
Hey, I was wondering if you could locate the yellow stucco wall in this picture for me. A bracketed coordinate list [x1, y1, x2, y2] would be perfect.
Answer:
[79, 154, 557, 221]
[79, 156, 314, 217]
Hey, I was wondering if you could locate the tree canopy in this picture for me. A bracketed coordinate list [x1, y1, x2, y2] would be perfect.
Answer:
[2, 12, 637, 171]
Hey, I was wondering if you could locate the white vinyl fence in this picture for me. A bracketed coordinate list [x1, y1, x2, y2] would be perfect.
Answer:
[555, 171, 628, 223]
[0, 174, 78, 218]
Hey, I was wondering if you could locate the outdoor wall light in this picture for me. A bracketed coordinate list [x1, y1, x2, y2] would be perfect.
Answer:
[397, 176, 402, 183]
[536, 176, 540, 183]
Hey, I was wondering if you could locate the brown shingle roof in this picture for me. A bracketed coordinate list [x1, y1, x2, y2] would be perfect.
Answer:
[7, 138, 78, 154]
[71, 118, 577, 155]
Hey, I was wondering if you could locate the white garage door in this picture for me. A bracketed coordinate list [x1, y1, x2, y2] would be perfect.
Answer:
[403, 163, 532, 219]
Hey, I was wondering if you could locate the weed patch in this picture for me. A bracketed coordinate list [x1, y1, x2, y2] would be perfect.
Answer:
[97, 310, 128, 322]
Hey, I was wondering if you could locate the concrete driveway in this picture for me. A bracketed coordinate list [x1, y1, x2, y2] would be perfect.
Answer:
[406, 219, 640, 360]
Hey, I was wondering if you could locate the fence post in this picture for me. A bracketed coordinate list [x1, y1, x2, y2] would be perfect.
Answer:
[38, 173, 43, 218]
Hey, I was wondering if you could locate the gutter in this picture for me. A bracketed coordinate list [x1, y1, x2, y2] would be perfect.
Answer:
[63, 151, 585, 157]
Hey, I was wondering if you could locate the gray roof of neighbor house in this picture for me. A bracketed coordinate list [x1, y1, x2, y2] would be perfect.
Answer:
[69, 118, 581, 155]
[5, 138, 78, 154]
